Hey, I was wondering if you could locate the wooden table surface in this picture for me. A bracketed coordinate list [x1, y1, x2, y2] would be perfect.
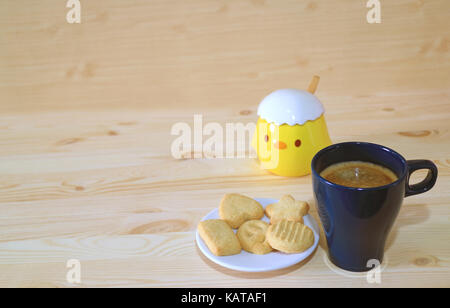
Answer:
[1, 0, 449, 288]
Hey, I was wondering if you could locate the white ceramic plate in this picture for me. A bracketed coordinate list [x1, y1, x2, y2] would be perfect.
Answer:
[196, 198, 320, 272]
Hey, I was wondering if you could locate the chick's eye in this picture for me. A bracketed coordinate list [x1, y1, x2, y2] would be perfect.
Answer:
[264, 135, 269, 142]
[295, 139, 301, 147]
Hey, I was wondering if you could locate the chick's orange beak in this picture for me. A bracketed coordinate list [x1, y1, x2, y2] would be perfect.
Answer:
[274, 141, 287, 150]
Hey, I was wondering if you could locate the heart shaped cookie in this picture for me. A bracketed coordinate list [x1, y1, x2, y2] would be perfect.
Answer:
[219, 193, 264, 228]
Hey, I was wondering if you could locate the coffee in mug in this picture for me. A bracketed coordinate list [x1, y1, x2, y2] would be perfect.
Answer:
[320, 161, 398, 188]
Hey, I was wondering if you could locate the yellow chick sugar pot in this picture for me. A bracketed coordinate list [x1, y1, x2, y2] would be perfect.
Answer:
[252, 79, 332, 177]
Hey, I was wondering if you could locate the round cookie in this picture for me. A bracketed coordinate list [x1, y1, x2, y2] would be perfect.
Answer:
[237, 220, 272, 255]
[266, 220, 314, 254]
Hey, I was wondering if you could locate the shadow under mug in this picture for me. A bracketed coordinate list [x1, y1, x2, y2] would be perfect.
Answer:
[311, 142, 438, 272]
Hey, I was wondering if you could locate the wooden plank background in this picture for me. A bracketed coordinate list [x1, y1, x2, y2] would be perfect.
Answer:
[0, 0, 449, 287]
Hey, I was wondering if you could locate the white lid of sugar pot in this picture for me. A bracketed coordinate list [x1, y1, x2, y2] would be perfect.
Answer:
[257, 89, 324, 126]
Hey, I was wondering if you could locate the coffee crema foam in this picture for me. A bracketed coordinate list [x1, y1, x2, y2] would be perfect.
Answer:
[320, 161, 398, 188]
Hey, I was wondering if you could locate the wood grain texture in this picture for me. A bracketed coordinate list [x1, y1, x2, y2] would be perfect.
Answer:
[0, 0, 449, 287]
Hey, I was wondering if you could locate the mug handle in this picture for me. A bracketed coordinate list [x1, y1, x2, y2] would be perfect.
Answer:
[405, 160, 438, 197]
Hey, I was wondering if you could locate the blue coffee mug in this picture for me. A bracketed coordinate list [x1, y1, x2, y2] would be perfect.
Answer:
[311, 142, 438, 272]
